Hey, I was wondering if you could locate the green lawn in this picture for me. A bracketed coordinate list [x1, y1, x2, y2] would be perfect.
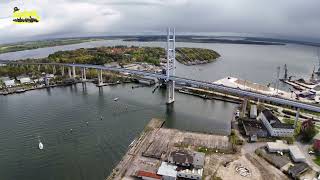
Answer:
[313, 156, 320, 166]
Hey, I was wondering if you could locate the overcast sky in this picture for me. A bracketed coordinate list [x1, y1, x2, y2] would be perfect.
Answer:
[0, 0, 320, 43]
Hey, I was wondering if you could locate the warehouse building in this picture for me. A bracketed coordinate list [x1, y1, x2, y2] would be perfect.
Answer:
[258, 109, 294, 137]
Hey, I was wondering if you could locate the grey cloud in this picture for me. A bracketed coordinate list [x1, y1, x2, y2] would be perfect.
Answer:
[0, 0, 320, 43]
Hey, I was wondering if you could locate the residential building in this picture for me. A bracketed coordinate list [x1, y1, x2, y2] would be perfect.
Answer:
[258, 109, 294, 137]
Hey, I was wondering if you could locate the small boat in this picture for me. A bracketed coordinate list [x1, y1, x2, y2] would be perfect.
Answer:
[38, 141, 44, 150]
[129, 139, 136, 147]
[113, 97, 119, 101]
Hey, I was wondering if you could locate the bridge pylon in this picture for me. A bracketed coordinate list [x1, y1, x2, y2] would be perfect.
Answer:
[166, 28, 176, 104]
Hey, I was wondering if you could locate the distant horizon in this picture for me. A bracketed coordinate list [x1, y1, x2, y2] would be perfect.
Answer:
[2, 32, 320, 47]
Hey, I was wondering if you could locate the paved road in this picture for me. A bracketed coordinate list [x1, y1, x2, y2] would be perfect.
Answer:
[296, 141, 320, 172]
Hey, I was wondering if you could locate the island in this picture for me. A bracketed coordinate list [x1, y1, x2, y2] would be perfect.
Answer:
[0, 46, 220, 94]
[28, 46, 220, 66]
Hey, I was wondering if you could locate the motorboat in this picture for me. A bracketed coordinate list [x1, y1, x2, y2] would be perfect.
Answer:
[38, 140, 44, 150]
[113, 97, 119, 101]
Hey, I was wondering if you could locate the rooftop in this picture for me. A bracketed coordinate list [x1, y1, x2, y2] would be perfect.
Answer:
[288, 163, 309, 177]
[137, 170, 162, 179]
[169, 150, 193, 165]
[289, 145, 306, 161]
[193, 152, 205, 168]
[267, 140, 289, 151]
[157, 162, 177, 177]
[262, 109, 294, 129]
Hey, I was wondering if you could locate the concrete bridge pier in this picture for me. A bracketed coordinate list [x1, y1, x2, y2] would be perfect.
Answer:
[68, 67, 72, 78]
[97, 69, 103, 86]
[61, 66, 65, 76]
[72, 66, 76, 78]
[166, 80, 175, 104]
[81, 68, 87, 82]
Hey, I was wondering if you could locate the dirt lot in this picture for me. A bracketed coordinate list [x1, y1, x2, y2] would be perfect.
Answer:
[107, 119, 289, 180]
[204, 153, 289, 180]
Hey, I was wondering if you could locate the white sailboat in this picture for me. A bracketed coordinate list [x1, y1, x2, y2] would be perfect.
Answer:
[113, 97, 119, 101]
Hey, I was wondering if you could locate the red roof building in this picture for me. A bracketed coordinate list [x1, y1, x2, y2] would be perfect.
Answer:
[136, 170, 162, 180]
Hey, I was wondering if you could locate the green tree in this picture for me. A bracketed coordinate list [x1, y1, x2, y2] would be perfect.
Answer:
[301, 122, 317, 142]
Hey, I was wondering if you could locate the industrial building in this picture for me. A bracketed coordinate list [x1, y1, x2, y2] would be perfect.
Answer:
[17, 76, 31, 84]
[168, 150, 194, 167]
[157, 162, 177, 180]
[137, 170, 162, 180]
[177, 168, 203, 180]
[4, 79, 15, 88]
[258, 109, 294, 137]
[267, 140, 289, 153]
[250, 105, 257, 119]
[289, 146, 306, 163]
[242, 120, 268, 138]
[266, 140, 306, 163]
[156, 150, 205, 180]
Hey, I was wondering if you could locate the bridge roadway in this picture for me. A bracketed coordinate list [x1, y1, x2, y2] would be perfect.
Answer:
[4, 62, 320, 113]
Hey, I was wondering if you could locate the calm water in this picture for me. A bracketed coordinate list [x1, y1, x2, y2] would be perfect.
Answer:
[0, 40, 319, 180]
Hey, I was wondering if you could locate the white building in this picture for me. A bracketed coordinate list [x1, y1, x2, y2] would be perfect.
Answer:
[267, 141, 306, 163]
[4, 79, 15, 87]
[250, 105, 257, 119]
[258, 109, 294, 137]
[267, 140, 289, 153]
[177, 168, 203, 180]
[157, 162, 177, 180]
[17, 76, 31, 84]
[289, 145, 306, 163]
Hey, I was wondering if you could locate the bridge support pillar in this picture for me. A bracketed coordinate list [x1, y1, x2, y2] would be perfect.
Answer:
[68, 67, 72, 78]
[72, 66, 76, 78]
[165, 27, 176, 104]
[61, 66, 65, 76]
[81, 68, 87, 81]
[97, 69, 103, 86]
[294, 108, 300, 128]
[166, 80, 175, 104]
